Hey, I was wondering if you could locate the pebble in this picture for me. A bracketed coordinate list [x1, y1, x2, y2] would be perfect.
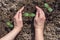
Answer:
[0, 2, 2, 7]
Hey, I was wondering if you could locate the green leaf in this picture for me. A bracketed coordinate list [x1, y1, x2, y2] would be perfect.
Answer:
[9, 24, 13, 28]
[48, 7, 53, 12]
[44, 3, 49, 8]
[29, 13, 35, 17]
[6, 21, 13, 28]
[6, 21, 11, 26]
[23, 12, 29, 17]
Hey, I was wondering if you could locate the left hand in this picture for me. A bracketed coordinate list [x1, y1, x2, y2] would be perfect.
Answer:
[13, 6, 24, 29]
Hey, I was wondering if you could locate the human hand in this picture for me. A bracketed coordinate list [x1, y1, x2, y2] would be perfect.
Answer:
[34, 6, 46, 30]
[13, 6, 24, 29]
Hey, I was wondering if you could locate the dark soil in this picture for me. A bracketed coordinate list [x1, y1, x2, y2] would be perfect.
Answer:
[0, 0, 60, 40]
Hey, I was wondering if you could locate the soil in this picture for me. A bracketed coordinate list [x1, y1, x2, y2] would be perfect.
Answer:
[0, 0, 60, 40]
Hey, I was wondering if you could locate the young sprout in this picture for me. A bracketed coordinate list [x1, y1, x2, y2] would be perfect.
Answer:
[23, 12, 29, 17]
[23, 12, 35, 17]
[29, 13, 35, 17]
[48, 7, 53, 12]
[44, 3, 49, 8]
[44, 3, 53, 12]
[6, 21, 13, 28]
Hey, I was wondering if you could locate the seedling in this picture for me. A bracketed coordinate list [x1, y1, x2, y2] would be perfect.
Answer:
[23, 12, 29, 17]
[44, 3, 53, 12]
[29, 13, 35, 17]
[48, 7, 53, 12]
[23, 12, 35, 17]
[44, 3, 49, 8]
[6, 21, 13, 28]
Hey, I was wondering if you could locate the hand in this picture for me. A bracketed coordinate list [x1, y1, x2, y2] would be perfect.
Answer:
[34, 6, 46, 30]
[13, 6, 24, 29]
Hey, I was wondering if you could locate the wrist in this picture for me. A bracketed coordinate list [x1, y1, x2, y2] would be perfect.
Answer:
[35, 29, 44, 36]
[35, 26, 44, 31]
[35, 28, 44, 32]
[35, 28, 44, 40]
[13, 26, 23, 31]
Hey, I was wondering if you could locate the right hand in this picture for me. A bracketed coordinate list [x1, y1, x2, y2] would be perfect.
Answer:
[34, 6, 46, 30]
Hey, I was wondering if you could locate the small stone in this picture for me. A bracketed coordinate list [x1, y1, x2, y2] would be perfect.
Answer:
[0, 2, 2, 7]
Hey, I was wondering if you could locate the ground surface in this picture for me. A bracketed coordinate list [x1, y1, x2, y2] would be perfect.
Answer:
[0, 0, 60, 40]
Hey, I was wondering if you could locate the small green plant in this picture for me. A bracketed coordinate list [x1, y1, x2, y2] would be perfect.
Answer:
[23, 12, 35, 17]
[44, 3, 53, 12]
[6, 21, 13, 28]
[29, 13, 35, 17]
[23, 12, 29, 17]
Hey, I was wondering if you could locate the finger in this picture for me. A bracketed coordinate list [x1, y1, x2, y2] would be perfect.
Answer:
[36, 6, 41, 17]
[36, 6, 45, 18]
[36, 6, 43, 13]
[19, 12, 22, 20]
[39, 9, 45, 18]
[14, 6, 24, 20]
[35, 10, 38, 18]
[18, 6, 24, 13]
[18, 6, 24, 20]
[36, 6, 41, 11]
[36, 6, 41, 18]
[14, 11, 19, 19]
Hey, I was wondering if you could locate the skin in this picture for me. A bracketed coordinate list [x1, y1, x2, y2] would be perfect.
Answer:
[0, 6, 46, 40]
[0, 6, 24, 40]
[34, 6, 46, 40]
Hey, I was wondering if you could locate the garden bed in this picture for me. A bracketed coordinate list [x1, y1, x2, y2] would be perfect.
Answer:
[0, 0, 60, 40]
